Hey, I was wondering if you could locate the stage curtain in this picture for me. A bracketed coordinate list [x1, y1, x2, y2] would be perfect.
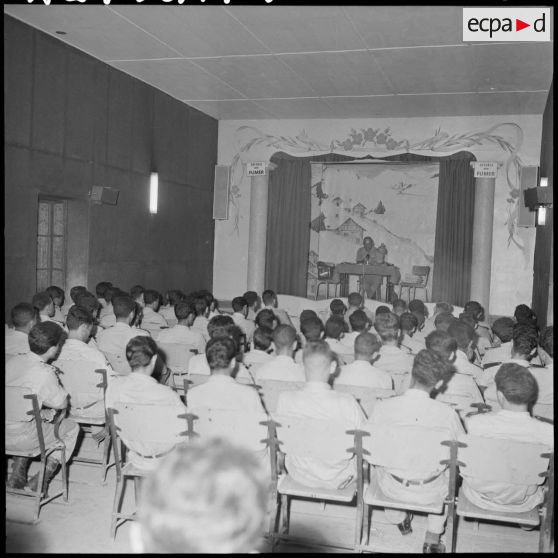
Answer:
[431, 153, 476, 306]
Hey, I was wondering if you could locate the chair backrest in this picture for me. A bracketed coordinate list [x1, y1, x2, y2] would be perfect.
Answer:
[103, 351, 131, 375]
[187, 407, 269, 453]
[257, 379, 305, 413]
[158, 342, 197, 372]
[532, 403, 553, 423]
[5, 386, 39, 423]
[436, 392, 474, 414]
[143, 326, 162, 340]
[334, 384, 395, 416]
[317, 262, 335, 280]
[273, 414, 356, 462]
[55, 360, 107, 404]
[362, 425, 451, 476]
[457, 433, 551, 485]
[411, 265, 431, 282]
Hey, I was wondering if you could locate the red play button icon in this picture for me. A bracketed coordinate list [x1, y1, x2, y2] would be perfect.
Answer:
[516, 19, 530, 31]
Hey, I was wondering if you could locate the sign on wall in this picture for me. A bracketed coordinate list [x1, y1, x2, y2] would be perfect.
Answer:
[246, 162, 267, 176]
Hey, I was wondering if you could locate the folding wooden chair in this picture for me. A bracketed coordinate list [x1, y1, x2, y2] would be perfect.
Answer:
[106, 402, 188, 539]
[360, 425, 453, 550]
[5, 386, 69, 522]
[55, 361, 112, 483]
[257, 380, 305, 414]
[333, 384, 395, 417]
[450, 433, 553, 552]
[270, 415, 365, 551]
[103, 351, 131, 375]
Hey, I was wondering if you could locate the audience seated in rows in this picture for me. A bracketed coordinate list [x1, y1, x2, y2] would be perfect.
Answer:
[141, 289, 168, 331]
[156, 301, 205, 353]
[243, 326, 274, 372]
[159, 289, 185, 324]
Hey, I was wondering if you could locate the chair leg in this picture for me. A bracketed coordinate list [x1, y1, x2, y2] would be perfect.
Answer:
[281, 494, 290, 535]
[363, 504, 371, 546]
[111, 478, 125, 539]
[33, 459, 47, 522]
[134, 477, 142, 508]
[102, 433, 111, 484]
[315, 283, 321, 301]
[354, 495, 364, 549]
[59, 450, 68, 502]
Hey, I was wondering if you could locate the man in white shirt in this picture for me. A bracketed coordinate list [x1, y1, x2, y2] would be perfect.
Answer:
[340, 309, 371, 351]
[276, 340, 366, 490]
[447, 321, 483, 383]
[231, 296, 255, 344]
[294, 316, 324, 364]
[141, 289, 168, 331]
[95, 281, 113, 319]
[243, 290, 261, 322]
[192, 295, 210, 342]
[6, 322, 79, 494]
[373, 312, 414, 394]
[130, 285, 145, 308]
[5, 302, 38, 357]
[157, 301, 205, 354]
[32, 291, 57, 324]
[464, 363, 553, 512]
[324, 316, 354, 364]
[188, 337, 264, 413]
[399, 312, 426, 355]
[243, 326, 275, 374]
[337, 332, 393, 390]
[255, 324, 304, 383]
[97, 295, 150, 371]
[366, 349, 464, 553]
[481, 317, 514, 367]
[260, 289, 293, 328]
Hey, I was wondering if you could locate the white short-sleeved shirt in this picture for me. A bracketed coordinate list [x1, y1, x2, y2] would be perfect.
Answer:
[463, 410, 554, 512]
[374, 344, 414, 394]
[325, 337, 354, 358]
[255, 355, 305, 383]
[99, 314, 116, 329]
[156, 324, 206, 354]
[232, 312, 256, 343]
[337, 360, 393, 390]
[339, 331, 359, 350]
[400, 333, 425, 355]
[97, 322, 151, 356]
[454, 349, 483, 382]
[276, 381, 365, 489]
[141, 307, 168, 329]
[5, 329, 30, 357]
[192, 316, 210, 342]
[243, 349, 274, 370]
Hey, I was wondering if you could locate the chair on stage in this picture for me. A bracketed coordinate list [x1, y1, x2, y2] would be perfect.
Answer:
[398, 266, 431, 302]
[315, 262, 341, 300]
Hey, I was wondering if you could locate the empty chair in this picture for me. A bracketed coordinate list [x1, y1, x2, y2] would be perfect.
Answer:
[5, 387, 69, 521]
[257, 379, 305, 414]
[333, 384, 395, 417]
[398, 266, 431, 302]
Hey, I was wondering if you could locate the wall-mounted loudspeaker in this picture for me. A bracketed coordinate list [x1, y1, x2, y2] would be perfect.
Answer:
[89, 186, 120, 205]
[517, 165, 537, 227]
[213, 165, 230, 220]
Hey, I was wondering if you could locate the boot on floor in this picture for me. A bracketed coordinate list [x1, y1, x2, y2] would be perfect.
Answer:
[7, 457, 31, 489]
[26, 458, 60, 497]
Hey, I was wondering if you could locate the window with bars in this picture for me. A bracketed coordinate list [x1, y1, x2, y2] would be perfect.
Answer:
[36, 198, 67, 292]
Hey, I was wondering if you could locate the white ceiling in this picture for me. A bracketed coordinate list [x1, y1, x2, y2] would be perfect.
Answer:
[4, 5, 554, 120]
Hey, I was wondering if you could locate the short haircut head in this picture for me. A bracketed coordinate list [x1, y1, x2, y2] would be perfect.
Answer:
[255, 309, 275, 330]
[70, 286, 87, 303]
[425, 330, 458, 361]
[28, 321, 65, 355]
[166, 290, 184, 306]
[262, 289, 276, 306]
[126, 336, 158, 369]
[272, 324, 297, 349]
[375, 305, 391, 316]
[348, 292, 363, 307]
[374, 312, 400, 342]
[46, 285, 64, 301]
[459, 311, 477, 329]
[435, 312, 457, 332]
[66, 305, 94, 331]
[354, 332, 381, 357]
[392, 299, 407, 314]
[95, 281, 113, 299]
[113, 295, 136, 319]
[243, 291, 258, 307]
[105, 286, 122, 304]
[174, 302, 196, 321]
[130, 285, 145, 300]
[495, 362, 538, 405]
[324, 316, 345, 340]
[232, 296, 247, 313]
[32, 291, 53, 312]
[514, 304, 536, 325]
[138, 439, 267, 553]
[434, 302, 454, 315]
[447, 321, 476, 351]
[253, 326, 273, 351]
[349, 309, 369, 333]
[492, 317, 515, 343]
[299, 309, 318, 324]
[329, 299, 346, 316]
[300, 316, 324, 341]
[540, 326, 553, 357]
[464, 300, 484, 322]
[194, 296, 208, 316]
[207, 315, 235, 338]
[399, 312, 418, 333]
[512, 323, 538, 357]
[302, 339, 334, 369]
[206, 337, 236, 370]
[408, 299, 428, 317]
[75, 292, 101, 316]
[11, 302, 38, 329]
[412, 349, 454, 389]
[143, 289, 161, 306]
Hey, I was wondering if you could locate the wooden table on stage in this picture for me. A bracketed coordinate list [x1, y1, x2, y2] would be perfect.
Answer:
[336, 262, 401, 301]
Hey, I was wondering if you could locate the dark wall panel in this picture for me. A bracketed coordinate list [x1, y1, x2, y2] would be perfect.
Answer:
[130, 81, 153, 175]
[187, 107, 219, 189]
[106, 69, 134, 171]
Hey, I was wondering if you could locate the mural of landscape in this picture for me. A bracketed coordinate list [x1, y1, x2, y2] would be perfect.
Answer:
[307, 162, 440, 298]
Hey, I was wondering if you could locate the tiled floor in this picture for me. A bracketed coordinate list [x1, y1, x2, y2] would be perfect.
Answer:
[6, 436, 543, 554]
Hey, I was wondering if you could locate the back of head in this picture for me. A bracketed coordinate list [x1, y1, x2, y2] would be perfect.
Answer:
[459, 311, 477, 329]
[194, 296, 208, 317]
[46, 285, 64, 303]
[434, 302, 454, 315]
[491, 317, 515, 343]
[324, 316, 345, 340]
[105, 286, 122, 304]
[206, 337, 236, 371]
[392, 298, 407, 315]
[329, 298, 346, 316]
[514, 304, 537, 326]
[113, 295, 136, 319]
[425, 330, 457, 361]
[95, 281, 113, 299]
[540, 326, 553, 358]
[253, 326, 273, 351]
[66, 305, 94, 331]
[375, 305, 391, 316]
[130, 285, 145, 301]
[126, 336, 158, 369]
[144, 289, 161, 307]
[243, 291, 258, 308]
[512, 323, 538, 358]
[28, 321, 65, 356]
[174, 302, 196, 322]
[255, 309, 275, 330]
[411, 349, 453, 389]
[11, 302, 38, 329]
[232, 296, 247, 313]
[300, 316, 324, 342]
[138, 439, 267, 553]
[464, 300, 484, 322]
[166, 289, 184, 306]
[374, 312, 400, 342]
[70, 285, 87, 304]
[272, 324, 297, 350]
[348, 292, 362, 308]
[495, 362, 538, 406]
[354, 332, 381, 358]
[75, 292, 101, 317]
[399, 312, 418, 334]
[32, 291, 52, 313]
[261, 289, 276, 306]
[302, 340, 334, 381]
[349, 309, 369, 333]
[435, 312, 456, 332]
[208, 314, 235, 338]
[447, 321, 476, 351]
[408, 299, 428, 317]
[299, 309, 317, 324]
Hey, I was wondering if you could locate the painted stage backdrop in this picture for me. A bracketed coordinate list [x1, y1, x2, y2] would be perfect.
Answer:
[307, 162, 440, 298]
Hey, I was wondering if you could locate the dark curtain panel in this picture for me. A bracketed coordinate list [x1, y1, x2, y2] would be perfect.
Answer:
[431, 154, 476, 306]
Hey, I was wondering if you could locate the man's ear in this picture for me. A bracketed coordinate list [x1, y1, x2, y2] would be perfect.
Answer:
[434, 379, 444, 391]
[449, 350, 457, 363]
[528, 346, 538, 359]
[496, 389, 506, 408]
[129, 522, 144, 553]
